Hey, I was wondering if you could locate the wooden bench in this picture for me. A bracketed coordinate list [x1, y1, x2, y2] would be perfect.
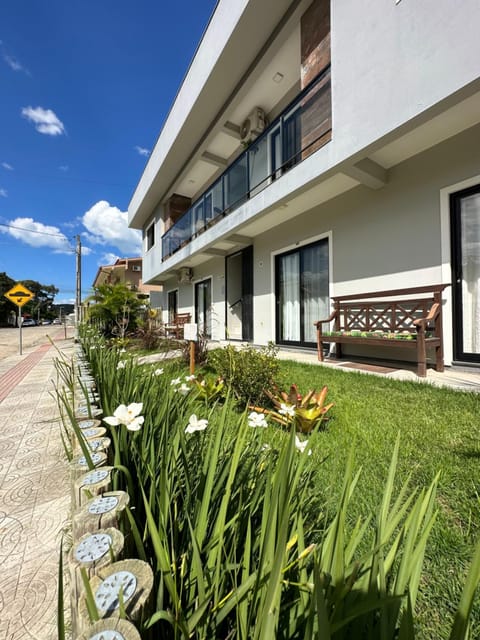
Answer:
[315, 285, 449, 377]
[165, 313, 191, 339]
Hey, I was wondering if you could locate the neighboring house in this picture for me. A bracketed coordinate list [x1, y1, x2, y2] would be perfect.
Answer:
[92, 258, 162, 308]
[128, 0, 480, 368]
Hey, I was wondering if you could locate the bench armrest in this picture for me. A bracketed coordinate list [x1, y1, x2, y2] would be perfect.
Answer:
[314, 310, 337, 329]
[413, 302, 441, 331]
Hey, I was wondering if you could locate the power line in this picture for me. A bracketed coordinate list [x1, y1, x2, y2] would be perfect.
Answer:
[0, 221, 72, 240]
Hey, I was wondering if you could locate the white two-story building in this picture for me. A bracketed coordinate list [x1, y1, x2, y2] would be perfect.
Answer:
[128, 0, 480, 367]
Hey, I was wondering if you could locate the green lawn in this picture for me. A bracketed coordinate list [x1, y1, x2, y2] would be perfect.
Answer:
[274, 360, 480, 639]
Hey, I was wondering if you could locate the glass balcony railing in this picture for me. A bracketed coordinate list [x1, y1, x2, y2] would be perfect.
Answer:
[162, 65, 332, 260]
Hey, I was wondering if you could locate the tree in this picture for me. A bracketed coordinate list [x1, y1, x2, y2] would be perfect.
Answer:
[86, 282, 144, 337]
[21, 280, 59, 321]
[0, 274, 59, 325]
[0, 272, 16, 326]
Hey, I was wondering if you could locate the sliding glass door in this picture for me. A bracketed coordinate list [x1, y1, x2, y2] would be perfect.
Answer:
[451, 185, 480, 363]
[276, 239, 329, 347]
[195, 278, 212, 339]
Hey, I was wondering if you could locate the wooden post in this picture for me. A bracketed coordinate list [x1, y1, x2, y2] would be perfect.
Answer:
[190, 340, 195, 375]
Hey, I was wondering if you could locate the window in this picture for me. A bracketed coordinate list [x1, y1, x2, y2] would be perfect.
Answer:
[146, 223, 155, 251]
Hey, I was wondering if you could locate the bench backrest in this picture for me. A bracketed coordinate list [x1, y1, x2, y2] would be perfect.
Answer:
[174, 313, 191, 326]
[336, 299, 431, 333]
[331, 285, 448, 335]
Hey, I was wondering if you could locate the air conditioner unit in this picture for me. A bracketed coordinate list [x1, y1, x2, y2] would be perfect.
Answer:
[240, 107, 267, 141]
[178, 267, 193, 283]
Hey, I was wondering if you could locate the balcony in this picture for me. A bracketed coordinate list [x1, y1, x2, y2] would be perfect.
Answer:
[161, 65, 331, 261]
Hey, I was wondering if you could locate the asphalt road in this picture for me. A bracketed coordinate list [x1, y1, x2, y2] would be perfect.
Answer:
[0, 324, 73, 358]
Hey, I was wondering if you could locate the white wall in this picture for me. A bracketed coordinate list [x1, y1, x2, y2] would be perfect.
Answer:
[253, 123, 480, 363]
[332, 0, 480, 156]
[163, 257, 226, 341]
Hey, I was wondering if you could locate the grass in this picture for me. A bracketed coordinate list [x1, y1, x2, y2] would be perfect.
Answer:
[272, 360, 480, 638]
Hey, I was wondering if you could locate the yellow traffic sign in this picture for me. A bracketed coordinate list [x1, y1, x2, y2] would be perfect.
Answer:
[4, 283, 35, 308]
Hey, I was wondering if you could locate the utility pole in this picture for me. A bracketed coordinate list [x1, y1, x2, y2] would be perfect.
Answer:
[75, 234, 82, 334]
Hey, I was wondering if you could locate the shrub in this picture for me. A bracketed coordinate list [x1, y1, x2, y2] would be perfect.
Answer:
[207, 342, 280, 405]
[133, 319, 163, 351]
[181, 332, 210, 365]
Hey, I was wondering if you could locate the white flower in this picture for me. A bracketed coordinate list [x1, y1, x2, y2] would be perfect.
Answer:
[248, 411, 268, 428]
[295, 435, 312, 455]
[185, 374, 196, 382]
[154, 368, 164, 376]
[185, 414, 208, 433]
[170, 377, 182, 386]
[119, 347, 127, 353]
[117, 360, 126, 370]
[177, 383, 190, 395]
[279, 403, 295, 418]
[104, 403, 145, 432]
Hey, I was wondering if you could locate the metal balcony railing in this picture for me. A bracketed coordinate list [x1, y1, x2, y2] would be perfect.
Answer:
[161, 65, 331, 260]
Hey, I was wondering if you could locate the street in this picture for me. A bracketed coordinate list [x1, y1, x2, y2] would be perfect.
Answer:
[0, 324, 72, 358]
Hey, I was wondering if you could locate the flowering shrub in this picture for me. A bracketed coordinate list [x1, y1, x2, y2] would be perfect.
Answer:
[191, 375, 225, 404]
[252, 383, 334, 433]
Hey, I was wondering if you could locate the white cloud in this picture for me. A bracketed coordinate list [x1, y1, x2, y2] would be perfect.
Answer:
[100, 252, 120, 265]
[81, 200, 142, 255]
[135, 145, 150, 157]
[59, 165, 69, 172]
[21, 106, 65, 136]
[2, 162, 13, 170]
[3, 53, 30, 75]
[0, 217, 72, 252]
[0, 188, 7, 198]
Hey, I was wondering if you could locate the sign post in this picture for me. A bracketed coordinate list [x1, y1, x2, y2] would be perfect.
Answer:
[4, 283, 35, 355]
[183, 323, 198, 375]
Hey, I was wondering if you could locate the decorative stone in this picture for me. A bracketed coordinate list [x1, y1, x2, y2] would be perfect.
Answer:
[76, 405, 103, 418]
[75, 618, 141, 640]
[79, 560, 153, 631]
[70, 451, 107, 482]
[73, 466, 113, 509]
[69, 528, 124, 636]
[76, 418, 102, 430]
[74, 436, 111, 455]
[73, 491, 129, 538]
[80, 427, 107, 439]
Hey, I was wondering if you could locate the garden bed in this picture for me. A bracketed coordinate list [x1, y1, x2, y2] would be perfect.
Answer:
[69, 332, 480, 639]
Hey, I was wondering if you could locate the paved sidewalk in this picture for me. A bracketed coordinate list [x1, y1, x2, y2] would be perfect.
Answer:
[0, 331, 73, 640]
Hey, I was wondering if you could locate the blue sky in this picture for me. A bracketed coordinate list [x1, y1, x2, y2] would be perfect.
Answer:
[0, 0, 217, 303]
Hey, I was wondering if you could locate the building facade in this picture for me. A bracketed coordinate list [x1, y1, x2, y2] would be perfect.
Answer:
[128, 0, 480, 367]
[92, 258, 162, 308]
